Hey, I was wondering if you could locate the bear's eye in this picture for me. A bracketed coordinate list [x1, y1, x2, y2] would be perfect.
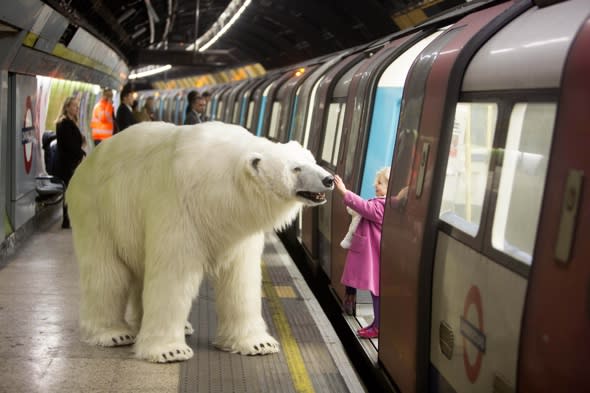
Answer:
[292, 167, 301, 173]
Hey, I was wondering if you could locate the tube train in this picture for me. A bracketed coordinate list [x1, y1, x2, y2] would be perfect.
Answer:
[1, 0, 588, 392]
[137, 0, 590, 392]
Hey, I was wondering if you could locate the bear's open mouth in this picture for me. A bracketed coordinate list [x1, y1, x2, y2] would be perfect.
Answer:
[297, 191, 326, 203]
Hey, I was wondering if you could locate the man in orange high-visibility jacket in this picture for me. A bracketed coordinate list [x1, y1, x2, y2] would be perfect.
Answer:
[90, 88, 115, 145]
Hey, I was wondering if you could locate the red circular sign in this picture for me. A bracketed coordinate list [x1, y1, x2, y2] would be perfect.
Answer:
[462, 285, 484, 383]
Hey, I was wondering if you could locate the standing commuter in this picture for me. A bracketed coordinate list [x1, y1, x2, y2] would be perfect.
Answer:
[115, 85, 137, 132]
[55, 96, 86, 229]
[334, 167, 406, 339]
[134, 96, 155, 122]
[90, 88, 115, 146]
[184, 91, 208, 125]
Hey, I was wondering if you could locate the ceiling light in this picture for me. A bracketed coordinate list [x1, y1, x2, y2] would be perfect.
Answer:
[128, 64, 172, 79]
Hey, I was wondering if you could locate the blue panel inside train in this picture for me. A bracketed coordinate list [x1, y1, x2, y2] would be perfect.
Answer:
[360, 86, 403, 199]
[240, 96, 248, 125]
[256, 95, 268, 136]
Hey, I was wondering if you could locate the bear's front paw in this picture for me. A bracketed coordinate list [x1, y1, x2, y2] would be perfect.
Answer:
[135, 342, 194, 363]
[214, 333, 280, 355]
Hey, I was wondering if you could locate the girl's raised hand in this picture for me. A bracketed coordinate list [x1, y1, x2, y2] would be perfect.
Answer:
[334, 175, 347, 196]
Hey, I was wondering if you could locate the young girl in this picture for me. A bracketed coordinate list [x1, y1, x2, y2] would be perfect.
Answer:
[334, 167, 390, 339]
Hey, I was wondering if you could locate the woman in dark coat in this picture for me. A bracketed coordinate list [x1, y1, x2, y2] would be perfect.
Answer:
[55, 96, 86, 228]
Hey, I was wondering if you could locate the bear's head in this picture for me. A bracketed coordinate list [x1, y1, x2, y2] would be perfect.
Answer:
[244, 140, 334, 207]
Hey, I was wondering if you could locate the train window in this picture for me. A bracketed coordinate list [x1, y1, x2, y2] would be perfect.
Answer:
[439, 102, 498, 236]
[246, 101, 255, 130]
[232, 102, 240, 124]
[321, 102, 345, 166]
[491, 102, 556, 265]
[268, 102, 282, 139]
[303, 76, 325, 149]
[216, 101, 224, 121]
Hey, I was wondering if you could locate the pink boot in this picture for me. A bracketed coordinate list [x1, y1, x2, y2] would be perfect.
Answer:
[358, 326, 379, 339]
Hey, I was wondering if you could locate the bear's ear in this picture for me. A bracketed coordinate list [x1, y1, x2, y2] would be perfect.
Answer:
[245, 152, 263, 176]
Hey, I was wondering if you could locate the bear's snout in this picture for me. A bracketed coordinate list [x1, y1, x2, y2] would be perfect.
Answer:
[322, 176, 334, 188]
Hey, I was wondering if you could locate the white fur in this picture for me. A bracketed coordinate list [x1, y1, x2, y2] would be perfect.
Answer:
[66, 121, 333, 363]
[340, 207, 361, 249]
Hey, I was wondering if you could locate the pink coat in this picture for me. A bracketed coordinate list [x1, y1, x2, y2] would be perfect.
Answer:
[340, 191, 385, 296]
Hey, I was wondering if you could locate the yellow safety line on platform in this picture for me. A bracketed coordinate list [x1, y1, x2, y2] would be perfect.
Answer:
[261, 261, 316, 393]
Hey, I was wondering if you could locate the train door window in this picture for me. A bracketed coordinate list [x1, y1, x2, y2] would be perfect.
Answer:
[439, 102, 498, 237]
[491, 102, 556, 264]
[288, 87, 302, 141]
[303, 76, 325, 149]
[206, 100, 212, 118]
[232, 101, 240, 124]
[216, 101, 224, 121]
[246, 100, 255, 130]
[321, 102, 345, 167]
[268, 102, 282, 139]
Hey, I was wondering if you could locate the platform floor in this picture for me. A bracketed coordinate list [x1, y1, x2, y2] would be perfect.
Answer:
[0, 218, 366, 393]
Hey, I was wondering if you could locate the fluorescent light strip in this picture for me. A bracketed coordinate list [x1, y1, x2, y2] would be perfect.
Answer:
[197, 0, 252, 52]
[128, 64, 172, 79]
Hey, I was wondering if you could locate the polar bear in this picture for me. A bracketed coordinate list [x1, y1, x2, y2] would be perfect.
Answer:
[66, 121, 333, 363]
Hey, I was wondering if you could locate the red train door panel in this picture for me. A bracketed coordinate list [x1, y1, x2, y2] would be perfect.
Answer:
[517, 17, 590, 393]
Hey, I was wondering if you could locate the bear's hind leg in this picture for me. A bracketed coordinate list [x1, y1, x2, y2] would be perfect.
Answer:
[77, 246, 136, 347]
[213, 234, 279, 355]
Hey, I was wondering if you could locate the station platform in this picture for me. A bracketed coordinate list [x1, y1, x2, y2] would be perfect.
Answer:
[0, 212, 366, 393]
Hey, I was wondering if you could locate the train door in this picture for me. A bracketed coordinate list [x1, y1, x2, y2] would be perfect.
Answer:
[332, 29, 445, 330]
[429, 2, 590, 392]
[273, 65, 317, 143]
[285, 53, 349, 254]
[208, 85, 226, 121]
[233, 79, 258, 125]
[215, 86, 232, 122]
[299, 52, 366, 268]
[290, 51, 350, 150]
[153, 95, 163, 121]
[379, 2, 526, 392]
[315, 60, 367, 278]
[246, 75, 278, 133]
[177, 92, 187, 125]
[173, 93, 182, 125]
[255, 71, 293, 138]
[224, 80, 247, 123]
[515, 4, 590, 392]
[238, 77, 266, 128]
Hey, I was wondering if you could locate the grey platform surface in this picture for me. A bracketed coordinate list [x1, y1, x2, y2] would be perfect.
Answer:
[0, 216, 365, 393]
[180, 233, 366, 392]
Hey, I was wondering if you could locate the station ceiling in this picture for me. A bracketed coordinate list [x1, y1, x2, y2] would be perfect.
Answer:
[43, 0, 463, 81]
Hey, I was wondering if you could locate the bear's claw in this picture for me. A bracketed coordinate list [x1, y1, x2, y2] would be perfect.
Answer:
[111, 334, 136, 346]
[156, 347, 193, 363]
[249, 341, 280, 355]
[214, 334, 280, 355]
[135, 342, 194, 363]
[83, 329, 136, 347]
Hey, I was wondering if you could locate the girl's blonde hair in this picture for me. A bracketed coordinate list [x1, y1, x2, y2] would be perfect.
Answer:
[375, 166, 390, 184]
[56, 96, 78, 124]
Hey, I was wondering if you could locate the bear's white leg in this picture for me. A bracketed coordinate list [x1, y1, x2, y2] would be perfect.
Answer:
[125, 280, 143, 334]
[133, 256, 203, 363]
[213, 234, 279, 355]
[76, 239, 137, 347]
